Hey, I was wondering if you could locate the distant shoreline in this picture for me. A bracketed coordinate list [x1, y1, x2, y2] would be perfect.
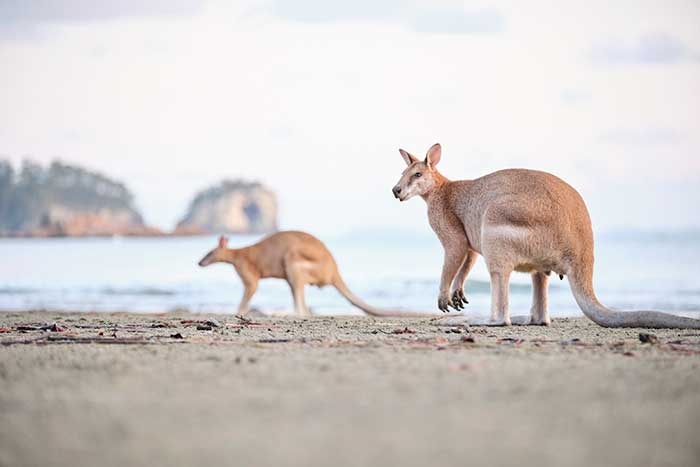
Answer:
[2, 228, 699, 241]
[0, 229, 277, 239]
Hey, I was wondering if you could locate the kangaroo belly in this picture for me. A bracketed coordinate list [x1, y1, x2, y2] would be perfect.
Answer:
[481, 223, 566, 274]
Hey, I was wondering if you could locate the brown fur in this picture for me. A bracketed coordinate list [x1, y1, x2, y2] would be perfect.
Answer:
[198, 231, 434, 317]
[393, 143, 700, 328]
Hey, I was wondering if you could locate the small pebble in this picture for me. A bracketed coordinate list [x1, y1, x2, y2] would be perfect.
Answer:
[639, 333, 659, 345]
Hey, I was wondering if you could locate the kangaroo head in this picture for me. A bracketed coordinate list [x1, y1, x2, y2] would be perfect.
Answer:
[198, 235, 229, 267]
[392, 143, 442, 201]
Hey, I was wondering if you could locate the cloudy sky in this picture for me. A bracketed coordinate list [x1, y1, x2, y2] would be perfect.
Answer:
[1, 0, 699, 235]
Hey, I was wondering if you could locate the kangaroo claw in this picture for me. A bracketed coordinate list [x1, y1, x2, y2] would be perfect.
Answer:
[437, 296, 453, 312]
[451, 289, 468, 309]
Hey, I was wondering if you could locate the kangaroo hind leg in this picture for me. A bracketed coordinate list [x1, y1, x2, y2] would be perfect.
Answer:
[488, 268, 514, 326]
[284, 256, 312, 317]
[529, 271, 551, 325]
[237, 278, 259, 317]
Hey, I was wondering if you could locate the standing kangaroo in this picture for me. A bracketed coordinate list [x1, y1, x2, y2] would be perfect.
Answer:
[392, 143, 700, 328]
[198, 231, 433, 317]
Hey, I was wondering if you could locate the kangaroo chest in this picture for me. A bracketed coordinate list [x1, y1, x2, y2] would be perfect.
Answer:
[426, 194, 483, 254]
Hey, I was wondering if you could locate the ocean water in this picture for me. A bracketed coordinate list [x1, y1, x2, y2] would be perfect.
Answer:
[1, 231, 699, 318]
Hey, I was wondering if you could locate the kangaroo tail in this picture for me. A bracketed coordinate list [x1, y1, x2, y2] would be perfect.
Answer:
[568, 264, 700, 329]
[332, 275, 439, 318]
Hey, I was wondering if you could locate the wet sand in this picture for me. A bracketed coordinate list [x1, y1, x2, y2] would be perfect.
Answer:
[1, 310, 699, 467]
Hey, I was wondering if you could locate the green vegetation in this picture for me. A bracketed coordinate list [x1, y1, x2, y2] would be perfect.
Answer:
[0, 159, 142, 235]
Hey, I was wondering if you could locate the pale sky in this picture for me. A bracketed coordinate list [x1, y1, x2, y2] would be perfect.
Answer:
[1, 0, 699, 235]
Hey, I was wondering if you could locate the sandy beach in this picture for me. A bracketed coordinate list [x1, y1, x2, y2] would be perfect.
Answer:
[1, 310, 699, 467]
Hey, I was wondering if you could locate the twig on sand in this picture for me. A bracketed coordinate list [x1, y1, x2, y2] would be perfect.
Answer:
[226, 316, 272, 329]
[0, 336, 47, 346]
[373, 327, 417, 335]
[180, 319, 222, 328]
[1, 335, 188, 346]
[46, 335, 157, 344]
[14, 322, 67, 332]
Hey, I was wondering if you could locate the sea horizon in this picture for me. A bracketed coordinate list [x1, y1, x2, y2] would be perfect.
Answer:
[2, 228, 699, 317]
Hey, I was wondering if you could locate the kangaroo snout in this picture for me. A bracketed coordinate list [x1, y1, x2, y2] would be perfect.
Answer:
[392, 185, 402, 199]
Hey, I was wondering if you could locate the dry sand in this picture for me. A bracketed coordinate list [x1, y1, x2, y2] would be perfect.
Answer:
[1, 310, 699, 467]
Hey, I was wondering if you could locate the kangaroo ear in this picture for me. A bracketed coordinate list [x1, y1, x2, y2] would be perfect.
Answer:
[399, 149, 418, 166]
[425, 143, 441, 168]
[218, 235, 228, 248]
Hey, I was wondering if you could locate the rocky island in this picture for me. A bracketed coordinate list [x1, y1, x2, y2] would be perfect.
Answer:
[0, 160, 158, 237]
[0, 160, 279, 237]
[175, 180, 278, 235]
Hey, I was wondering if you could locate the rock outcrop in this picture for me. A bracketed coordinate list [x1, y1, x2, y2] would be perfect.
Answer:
[0, 160, 158, 237]
[175, 180, 278, 235]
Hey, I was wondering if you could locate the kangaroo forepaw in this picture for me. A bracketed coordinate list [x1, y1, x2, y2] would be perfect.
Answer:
[449, 291, 463, 310]
[451, 289, 468, 309]
[438, 296, 456, 312]
[439, 292, 466, 312]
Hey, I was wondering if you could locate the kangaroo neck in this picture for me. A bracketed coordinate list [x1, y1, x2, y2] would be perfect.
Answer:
[420, 171, 450, 203]
[223, 247, 249, 266]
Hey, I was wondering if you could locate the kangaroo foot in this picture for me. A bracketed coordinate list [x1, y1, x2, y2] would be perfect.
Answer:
[527, 316, 551, 326]
[470, 316, 511, 326]
[510, 315, 532, 326]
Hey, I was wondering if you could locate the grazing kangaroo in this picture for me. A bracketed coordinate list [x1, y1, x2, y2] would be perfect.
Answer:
[392, 143, 700, 328]
[198, 231, 434, 317]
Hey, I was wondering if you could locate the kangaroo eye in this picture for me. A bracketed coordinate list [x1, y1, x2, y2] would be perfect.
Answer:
[414, 172, 422, 178]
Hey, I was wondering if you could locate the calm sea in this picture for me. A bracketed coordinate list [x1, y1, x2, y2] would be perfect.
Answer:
[1, 231, 699, 318]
